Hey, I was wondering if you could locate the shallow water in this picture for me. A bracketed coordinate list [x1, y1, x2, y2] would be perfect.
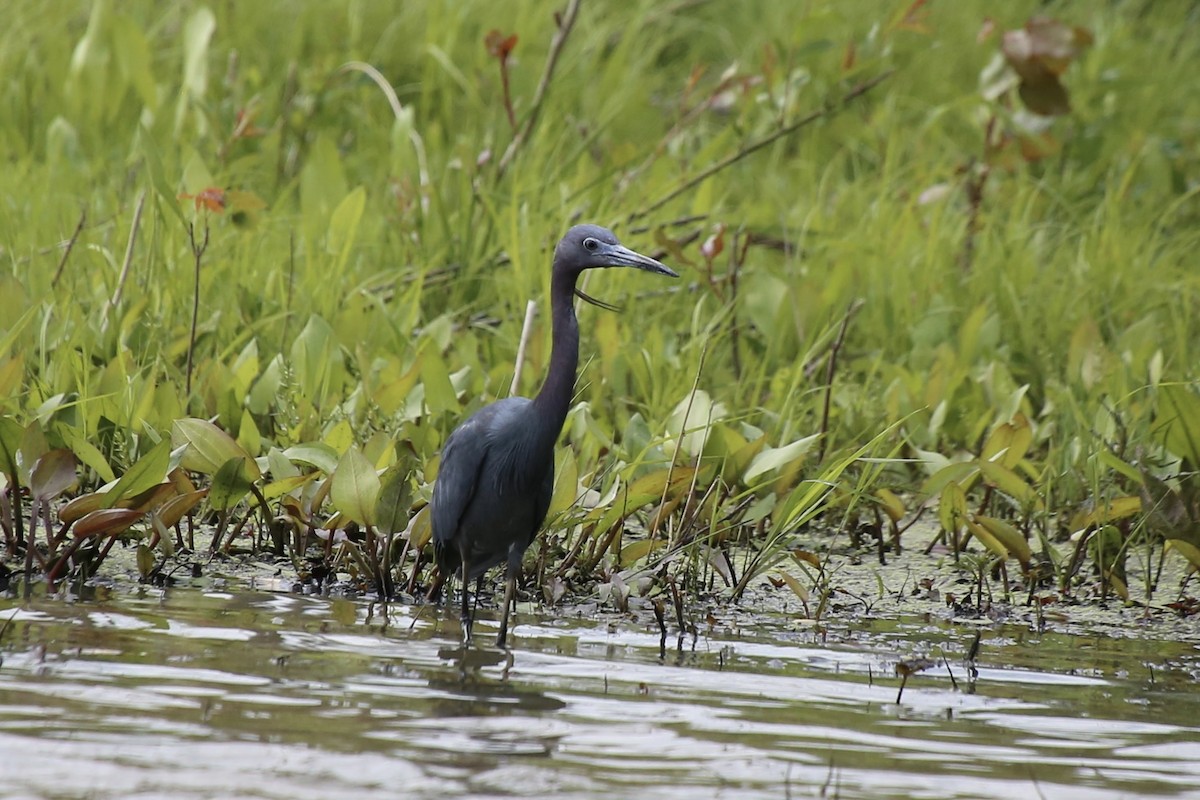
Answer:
[1, 588, 1198, 799]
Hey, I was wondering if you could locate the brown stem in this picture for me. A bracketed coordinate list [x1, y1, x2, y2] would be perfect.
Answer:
[50, 209, 87, 289]
[816, 300, 864, 463]
[495, 0, 583, 180]
[185, 221, 210, 399]
[629, 70, 895, 223]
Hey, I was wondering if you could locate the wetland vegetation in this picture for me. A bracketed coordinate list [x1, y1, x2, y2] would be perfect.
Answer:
[1, 0, 1199, 638]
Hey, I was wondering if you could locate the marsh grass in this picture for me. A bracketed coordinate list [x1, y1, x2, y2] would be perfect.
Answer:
[1, 0, 1199, 620]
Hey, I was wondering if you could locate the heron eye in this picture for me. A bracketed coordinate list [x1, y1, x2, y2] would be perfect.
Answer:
[583, 238, 599, 252]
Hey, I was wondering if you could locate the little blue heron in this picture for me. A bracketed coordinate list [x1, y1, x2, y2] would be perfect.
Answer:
[431, 224, 677, 647]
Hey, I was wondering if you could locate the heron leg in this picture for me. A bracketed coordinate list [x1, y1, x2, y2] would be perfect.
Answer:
[459, 558, 472, 643]
[496, 565, 517, 648]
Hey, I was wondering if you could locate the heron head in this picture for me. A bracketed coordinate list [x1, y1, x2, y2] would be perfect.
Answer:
[554, 224, 677, 311]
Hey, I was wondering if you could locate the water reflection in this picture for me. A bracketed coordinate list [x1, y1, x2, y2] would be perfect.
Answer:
[0, 588, 1197, 799]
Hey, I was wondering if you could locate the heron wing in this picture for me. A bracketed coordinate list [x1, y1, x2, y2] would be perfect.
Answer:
[430, 398, 532, 571]
[430, 414, 489, 568]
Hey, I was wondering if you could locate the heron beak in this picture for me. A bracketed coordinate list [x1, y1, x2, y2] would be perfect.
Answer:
[601, 243, 679, 278]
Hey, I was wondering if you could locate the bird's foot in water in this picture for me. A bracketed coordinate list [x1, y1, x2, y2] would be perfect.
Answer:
[459, 616, 473, 645]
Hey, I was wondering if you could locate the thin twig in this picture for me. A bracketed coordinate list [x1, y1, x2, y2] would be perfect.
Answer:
[816, 299, 864, 463]
[101, 191, 146, 332]
[628, 70, 894, 223]
[511, 299, 538, 395]
[50, 209, 87, 289]
[185, 221, 211, 399]
[495, 0, 583, 180]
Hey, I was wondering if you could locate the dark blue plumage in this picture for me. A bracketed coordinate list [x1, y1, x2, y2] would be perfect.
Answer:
[430, 224, 677, 646]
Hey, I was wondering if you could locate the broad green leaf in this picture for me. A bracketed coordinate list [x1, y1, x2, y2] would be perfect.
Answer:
[176, 6, 215, 132]
[775, 570, 810, 604]
[238, 409, 261, 459]
[1159, 384, 1200, 466]
[330, 446, 380, 526]
[419, 347, 457, 416]
[964, 517, 1010, 562]
[103, 439, 170, 509]
[1166, 539, 1200, 572]
[328, 186, 367, 272]
[172, 418, 261, 480]
[374, 461, 412, 535]
[982, 415, 1033, 468]
[978, 459, 1042, 510]
[938, 481, 968, 536]
[18, 422, 49, 485]
[973, 515, 1033, 568]
[920, 461, 979, 498]
[324, 418, 355, 456]
[744, 434, 819, 483]
[875, 488, 905, 523]
[283, 442, 340, 475]
[1069, 495, 1142, 532]
[618, 539, 662, 568]
[266, 447, 300, 480]
[111, 14, 157, 111]
[548, 449, 579, 517]
[0, 417, 25, 482]
[30, 449, 77, 501]
[210, 456, 254, 511]
[408, 504, 432, 549]
[0, 305, 38, 360]
[262, 474, 317, 501]
[57, 424, 116, 483]
[665, 389, 724, 457]
[136, 543, 156, 578]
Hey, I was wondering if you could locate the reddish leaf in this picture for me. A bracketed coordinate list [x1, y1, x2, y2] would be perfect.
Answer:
[74, 508, 145, 538]
[484, 30, 518, 61]
[1001, 17, 1092, 117]
[701, 224, 725, 264]
[178, 187, 227, 213]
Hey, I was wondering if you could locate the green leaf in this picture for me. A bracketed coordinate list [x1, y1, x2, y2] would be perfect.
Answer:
[666, 389, 723, 457]
[328, 186, 367, 273]
[57, 424, 116, 483]
[1166, 538, 1200, 572]
[112, 14, 157, 111]
[136, 543, 156, 578]
[1159, 384, 1200, 466]
[744, 433, 819, 483]
[920, 461, 979, 498]
[938, 481, 968, 536]
[0, 416, 24, 482]
[548, 449, 579, 517]
[419, 346, 457, 416]
[330, 446, 380, 527]
[974, 515, 1033, 568]
[978, 459, 1042, 510]
[283, 442, 340, 475]
[176, 6, 216, 131]
[103, 439, 171, 509]
[407, 504, 432, 549]
[210, 456, 254, 511]
[30, 449, 77, 501]
[0, 305, 39, 360]
[172, 418, 262, 480]
[964, 517, 1010, 562]
[374, 461, 412, 535]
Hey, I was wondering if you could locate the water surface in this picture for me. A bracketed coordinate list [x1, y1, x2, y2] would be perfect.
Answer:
[1, 588, 1197, 799]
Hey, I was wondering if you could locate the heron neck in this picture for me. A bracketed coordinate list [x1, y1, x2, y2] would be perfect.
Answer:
[531, 270, 579, 441]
